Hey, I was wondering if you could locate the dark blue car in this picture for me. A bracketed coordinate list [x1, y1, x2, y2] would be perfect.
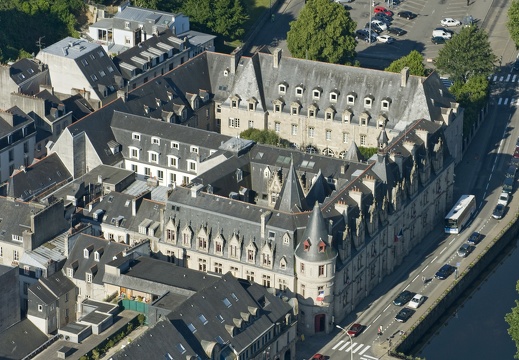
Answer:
[435, 264, 456, 280]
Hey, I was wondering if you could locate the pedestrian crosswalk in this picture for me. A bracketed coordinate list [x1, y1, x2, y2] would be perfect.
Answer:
[331, 340, 375, 359]
[489, 73, 518, 83]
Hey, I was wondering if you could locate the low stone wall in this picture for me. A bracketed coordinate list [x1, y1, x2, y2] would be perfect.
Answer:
[391, 212, 519, 357]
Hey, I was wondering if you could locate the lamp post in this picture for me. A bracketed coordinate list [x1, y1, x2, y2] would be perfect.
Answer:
[335, 325, 353, 360]
[368, 1, 375, 43]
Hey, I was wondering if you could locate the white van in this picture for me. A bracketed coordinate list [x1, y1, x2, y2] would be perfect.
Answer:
[432, 29, 452, 39]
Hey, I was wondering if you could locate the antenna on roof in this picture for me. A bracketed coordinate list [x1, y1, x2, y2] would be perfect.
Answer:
[36, 36, 45, 52]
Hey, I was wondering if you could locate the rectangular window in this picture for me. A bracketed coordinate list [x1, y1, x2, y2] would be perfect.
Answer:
[300, 262, 305, 273]
[157, 170, 164, 180]
[246, 270, 255, 282]
[343, 132, 349, 143]
[292, 124, 298, 135]
[150, 152, 158, 163]
[86, 273, 93, 283]
[319, 265, 325, 276]
[144, 167, 151, 176]
[248, 120, 254, 128]
[262, 274, 271, 287]
[308, 127, 315, 138]
[214, 262, 223, 274]
[13, 250, 19, 261]
[169, 157, 177, 167]
[326, 130, 331, 141]
[360, 134, 367, 146]
[131, 149, 138, 158]
[275, 122, 280, 133]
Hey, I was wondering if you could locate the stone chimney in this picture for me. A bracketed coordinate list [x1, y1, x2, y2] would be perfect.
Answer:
[273, 48, 282, 69]
[401, 67, 409, 87]
[260, 211, 272, 239]
[230, 47, 242, 74]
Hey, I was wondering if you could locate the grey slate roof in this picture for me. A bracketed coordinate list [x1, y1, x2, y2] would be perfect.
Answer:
[61, 94, 94, 121]
[295, 202, 338, 261]
[63, 234, 128, 285]
[9, 58, 43, 85]
[0, 105, 35, 138]
[0, 197, 45, 245]
[0, 319, 48, 360]
[275, 159, 309, 213]
[8, 153, 71, 201]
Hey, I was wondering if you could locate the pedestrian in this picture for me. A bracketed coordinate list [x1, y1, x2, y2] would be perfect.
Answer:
[466, 0, 470, 5]
[422, 276, 426, 284]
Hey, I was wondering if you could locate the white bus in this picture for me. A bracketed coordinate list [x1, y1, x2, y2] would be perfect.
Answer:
[444, 195, 477, 234]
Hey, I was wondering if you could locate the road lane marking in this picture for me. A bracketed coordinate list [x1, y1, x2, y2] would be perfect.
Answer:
[431, 256, 438, 263]
[500, 76, 504, 81]
[359, 346, 372, 355]
[374, 314, 381, 323]
[506, 74, 511, 82]
[421, 265, 429, 272]
[361, 355, 378, 360]
[339, 341, 351, 351]
[345, 343, 358, 352]
[493, 75, 498, 81]
[449, 238, 456, 245]
[352, 343, 365, 353]
[498, 98, 503, 105]
[513, 75, 517, 82]
[404, 284, 410, 290]
[332, 340, 344, 350]
[383, 304, 390, 312]
[505, 98, 510, 105]
[412, 274, 419, 282]
[440, 246, 447, 254]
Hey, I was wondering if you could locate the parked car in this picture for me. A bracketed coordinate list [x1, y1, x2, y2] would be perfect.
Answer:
[374, 6, 393, 16]
[395, 307, 415, 322]
[398, 11, 416, 19]
[373, 13, 393, 25]
[408, 294, 426, 309]
[432, 29, 452, 39]
[393, 290, 415, 306]
[431, 36, 446, 44]
[498, 191, 510, 206]
[468, 232, 481, 245]
[506, 165, 517, 179]
[503, 177, 514, 194]
[371, 19, 388, 31]
[441, 18, 462, 27]
[434, 27, 454, 35]
[356, 29, 376, 43]
[492, 203, 506, 219]
[377, 35, 395, 43]
[435, 264, 456, 280]
[388, 27, 407, 36]
[366, 22, 383, 34]
[511, 147, 519, 167]
[347, 323, 364, 337]
[310, 354, 325, 360]
[457, 243, 473, 257]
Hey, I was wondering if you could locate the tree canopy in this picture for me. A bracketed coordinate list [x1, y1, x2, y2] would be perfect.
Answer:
[0, 0, 84, 62]
[434, 26, 496, 83]
[286, 0, 357, 64]
[449, 75, 489, 136]
[507, 0, 519, 47]
[240, 128, 291, 147]
[385, 50, 429, 76]
[506, 280, 519, 359]
[180, 0, 248, 40]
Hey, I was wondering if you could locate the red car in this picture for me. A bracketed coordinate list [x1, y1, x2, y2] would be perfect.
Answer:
[310, 354, 325, 360]
[347, 323, 364, 337]
[374, 6, 393, 16]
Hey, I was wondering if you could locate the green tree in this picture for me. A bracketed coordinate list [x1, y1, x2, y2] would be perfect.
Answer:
[434, 26, 496, 83]
[449, 75, 489, 136]
[287, 0, 357, 64]
[240, 128, 280, 145]
[508, 0, 519, 48]
[181, 0, 247, 40]
[506, 280, 519, 359]
[385, 50, 429, 76]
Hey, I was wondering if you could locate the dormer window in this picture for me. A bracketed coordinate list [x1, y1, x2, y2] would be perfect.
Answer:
[83, 249, 89, 259]
[381, 98, 391, 110]
[278, 82, 288, 94]
[151, 137, 160, 145]
[231, 95, 240, 109]
[125, 21, 130, 29]
[364, 96, 374, 108]
[303, 239, 310, 251]
[347, 93, 356, 105]
[318, 240, 326, 253]
[308, 104, 317, 118]
[330, 90, 339, 102]
[191, 146, 199, 153]
[171, 141, 179, 149]
[325, 108, 334, 121]
[312, 88, 322, 100]
[360, 112, 370, 126]
[295, 85, 304, 97]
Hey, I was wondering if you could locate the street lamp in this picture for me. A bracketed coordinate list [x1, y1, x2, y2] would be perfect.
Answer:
[368, 1, 375, 44]
[336, 325, 353, 360]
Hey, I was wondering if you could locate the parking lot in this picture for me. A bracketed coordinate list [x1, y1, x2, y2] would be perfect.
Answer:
[343, 0, 489, 69]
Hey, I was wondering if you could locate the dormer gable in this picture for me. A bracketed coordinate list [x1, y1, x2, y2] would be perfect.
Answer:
[295, 84, 305, 97]
[278, 81, 288, 95]
[312, 87, 323, 100]
[94, 247, 104, 262]
[83, 244, 94, 259]
[329, 89, 340, 103]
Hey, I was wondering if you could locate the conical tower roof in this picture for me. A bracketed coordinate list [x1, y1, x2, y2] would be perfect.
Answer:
[295, 202, 337, 261]
[275, 159, 309, 212]
[344, 141, 363, 162]
[305, 170, 332, 206]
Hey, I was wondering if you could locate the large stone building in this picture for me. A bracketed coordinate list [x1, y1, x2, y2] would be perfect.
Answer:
[159, 117, 454, 335]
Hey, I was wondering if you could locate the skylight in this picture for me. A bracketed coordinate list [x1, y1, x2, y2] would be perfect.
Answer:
[198, 314, 208, 325]
[222, 298, 232, 308]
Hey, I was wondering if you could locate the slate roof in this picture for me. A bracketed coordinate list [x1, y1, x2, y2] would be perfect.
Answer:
[275, 159, 309, 213]
[63, 234, 128, 285]
[37, 37, 123, 101]
[0, 197, 46, 245]
[20, 230, 68, 269]
[8, 153, 71, 201]
[0, 319, 48, 360]
[87, 191, 136, 229]
[0, 105, 35, 138]
[61, 94, 94, 121]
[126, 198, 164, 238]
[110, 317, 203, 360]
[30, 272, 75, 305]
[9, 58, 43, 85]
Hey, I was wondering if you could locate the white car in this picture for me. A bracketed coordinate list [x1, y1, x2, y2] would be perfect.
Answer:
[498, 192, 510, 206]
[441, 18, 461, 27]
[371, 20, 388, 31]
[408, 294, 426, 309]
[377, 35, 395, 43]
